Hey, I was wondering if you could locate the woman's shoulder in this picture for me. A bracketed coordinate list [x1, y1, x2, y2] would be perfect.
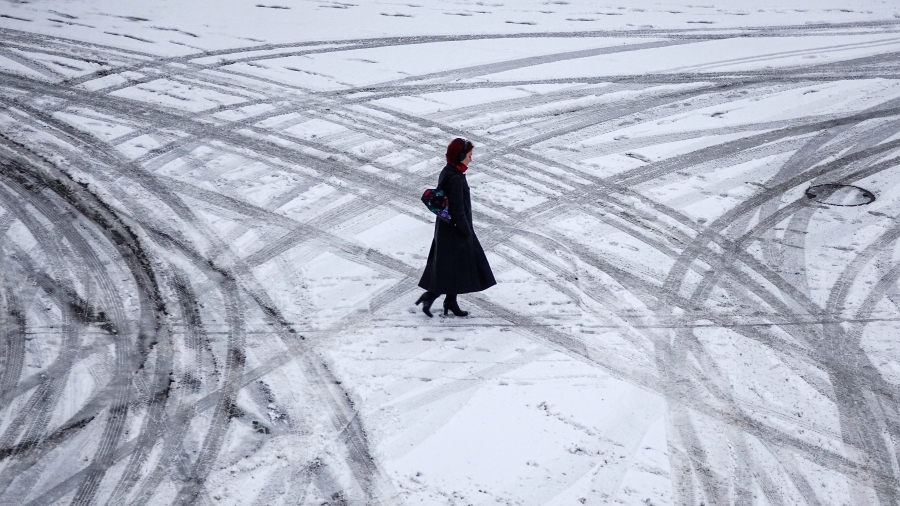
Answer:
[442, 164, 466, 177]
[438, 164, 459, 182]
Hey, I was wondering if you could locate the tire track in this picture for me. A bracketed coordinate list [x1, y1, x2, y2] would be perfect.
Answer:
[0, 151, 167, 505]
[0, 103, 396, 502]
[0, 283, 26, 408]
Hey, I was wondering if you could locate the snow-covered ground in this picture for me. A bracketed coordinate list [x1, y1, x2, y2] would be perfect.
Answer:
[1, 1, 900, 505]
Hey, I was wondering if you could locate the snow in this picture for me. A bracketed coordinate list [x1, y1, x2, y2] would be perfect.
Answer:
[474, 34, 900, 81]
[110, 78, 248, 112]
[2, 0, 900, 505]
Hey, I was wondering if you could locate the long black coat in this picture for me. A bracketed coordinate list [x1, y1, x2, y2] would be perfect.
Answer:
[418, 164, 496, 295]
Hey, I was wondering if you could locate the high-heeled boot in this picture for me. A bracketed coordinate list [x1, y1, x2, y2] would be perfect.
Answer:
[415, 291, 439, 318]
[443, 294, 468, 317]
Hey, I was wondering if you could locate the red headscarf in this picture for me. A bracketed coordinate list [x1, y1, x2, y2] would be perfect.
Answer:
[445, 138, 473, 173]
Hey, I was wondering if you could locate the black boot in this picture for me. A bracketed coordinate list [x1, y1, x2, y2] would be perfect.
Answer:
[415, 291, 439, 318]
[443, 294, 468, 317]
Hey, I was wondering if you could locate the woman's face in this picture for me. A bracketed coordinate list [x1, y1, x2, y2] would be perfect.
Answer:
[462, 149, 473, 166]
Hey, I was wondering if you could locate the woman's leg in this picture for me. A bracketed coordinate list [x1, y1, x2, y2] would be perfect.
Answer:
[415, 291, 439, 317]
[443, 293, 468, 317]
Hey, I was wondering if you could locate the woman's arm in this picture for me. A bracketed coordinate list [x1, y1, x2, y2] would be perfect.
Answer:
[445, 173, 471, 237]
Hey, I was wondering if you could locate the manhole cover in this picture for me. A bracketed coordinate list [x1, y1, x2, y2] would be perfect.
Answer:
[805, 184, 875, 206]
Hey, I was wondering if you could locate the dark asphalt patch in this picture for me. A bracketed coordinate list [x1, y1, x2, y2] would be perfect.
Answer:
[805, 183, 876, 206]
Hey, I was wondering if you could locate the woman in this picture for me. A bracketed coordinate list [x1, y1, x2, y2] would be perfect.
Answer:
[416, 138, 496, 317]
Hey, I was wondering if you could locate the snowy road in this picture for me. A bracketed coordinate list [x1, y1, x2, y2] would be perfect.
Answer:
[2, 2, 900, 504]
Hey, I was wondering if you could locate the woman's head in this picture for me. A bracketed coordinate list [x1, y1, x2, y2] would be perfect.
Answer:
[446, 138, 474, 165]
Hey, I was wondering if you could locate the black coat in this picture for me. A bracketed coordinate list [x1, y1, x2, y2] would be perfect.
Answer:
[418, 164, 496, 295]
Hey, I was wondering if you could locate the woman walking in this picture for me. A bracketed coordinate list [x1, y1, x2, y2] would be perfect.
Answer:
[416, 138, 496, 317]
